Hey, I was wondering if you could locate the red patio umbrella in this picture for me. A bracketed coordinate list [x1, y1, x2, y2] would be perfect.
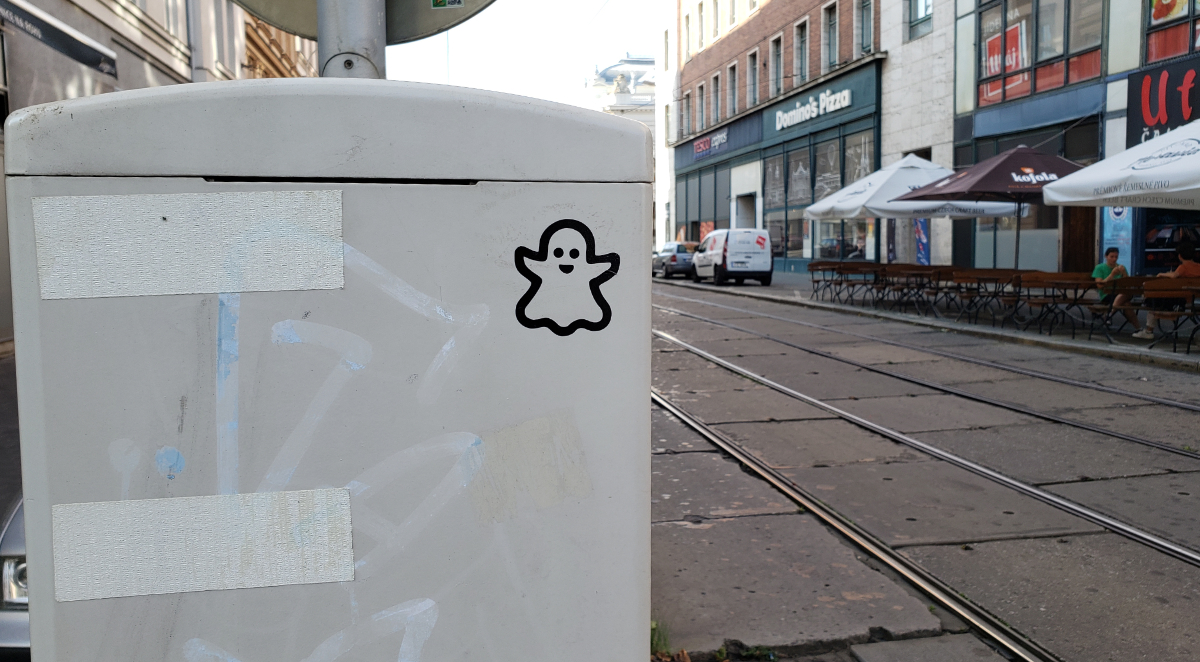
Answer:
[892, 146, 1084, 268]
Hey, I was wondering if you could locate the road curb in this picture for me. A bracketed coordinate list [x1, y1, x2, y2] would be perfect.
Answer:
[655, 279, 1200, 373]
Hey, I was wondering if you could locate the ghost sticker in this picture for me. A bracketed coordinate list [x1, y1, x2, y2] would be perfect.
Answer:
[515, 219, 621, 336]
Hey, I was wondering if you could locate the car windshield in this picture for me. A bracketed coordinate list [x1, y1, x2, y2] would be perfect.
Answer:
[677, 243, 698, 253]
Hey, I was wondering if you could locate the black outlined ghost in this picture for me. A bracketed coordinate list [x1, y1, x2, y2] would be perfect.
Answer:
[515, 219, 621, 336]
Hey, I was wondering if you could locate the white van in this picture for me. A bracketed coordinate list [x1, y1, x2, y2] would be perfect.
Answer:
[691, 229, 774, 286]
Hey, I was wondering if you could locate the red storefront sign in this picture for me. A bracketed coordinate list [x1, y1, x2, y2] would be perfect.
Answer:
[1126, 52, 1200, 147]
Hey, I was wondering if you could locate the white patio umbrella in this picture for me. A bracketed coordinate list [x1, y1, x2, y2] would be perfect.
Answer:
[1043, 121, 1200, 209]
[803, 154, 1019, 220]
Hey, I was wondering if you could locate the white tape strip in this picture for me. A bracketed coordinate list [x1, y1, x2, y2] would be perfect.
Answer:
[32, 190, 343, 299]
[52, 488, 354, 602]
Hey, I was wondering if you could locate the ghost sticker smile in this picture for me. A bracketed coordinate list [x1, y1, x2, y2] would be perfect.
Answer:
[515, 219, 620, 336]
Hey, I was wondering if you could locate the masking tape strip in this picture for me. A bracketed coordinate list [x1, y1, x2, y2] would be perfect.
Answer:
[33, 190, 343, 299]
[51, 488, 354, 602]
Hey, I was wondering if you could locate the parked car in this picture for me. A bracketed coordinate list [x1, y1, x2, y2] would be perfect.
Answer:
[0, 498, 25, 655]
[691, 229, 773, 286]
[652, 242, 699, 278]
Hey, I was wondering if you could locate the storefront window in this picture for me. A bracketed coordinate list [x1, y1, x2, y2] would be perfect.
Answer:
[1146, 0, 1200, 63]
[844, 130, 875, 183]
[978, 0, 1103, 105]
[763, 155, 785, 210]
[814, 139, 841, 201]
[787, 149, 812, 206]
[766, 210, 786, 257]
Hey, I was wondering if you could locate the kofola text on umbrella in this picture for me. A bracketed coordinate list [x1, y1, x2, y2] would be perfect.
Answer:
[776, 89, 852, 131]
[1010, 167, 1060, 184]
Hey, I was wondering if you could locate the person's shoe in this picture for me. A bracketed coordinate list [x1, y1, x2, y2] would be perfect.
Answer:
[1132, 328, 1156, 340]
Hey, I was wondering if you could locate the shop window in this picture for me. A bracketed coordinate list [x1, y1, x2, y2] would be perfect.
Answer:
[712, 75, 721, 122]
[700, 170, 715, 224]
[763, 154, 786, 210]
[814, 139, 842, 201]
[715, 167, 731, 228]
[1036, 60, 1065, 91]
[795, 21, 809, 84]
[1147, 21, 1190, 62]
[911, 0, 934, 40]
[844, 129, 875, 183]
[1067, 49, 1101, 83]
[787, 148, 813, 207]
[728, 64, 738, 115]
[824, 4, 839, 71]
[748, 52, 759, 105]
[861, 0, 873, 53]
[1145, 0, 1200, 63]
[770, 36, 784, 97]
[977, 0, 1106, 105]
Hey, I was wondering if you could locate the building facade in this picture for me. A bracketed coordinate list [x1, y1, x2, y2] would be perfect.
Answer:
[661, 0, 1194, 276]
[0, 0, 315, 340]
[666, 0, 884, 271]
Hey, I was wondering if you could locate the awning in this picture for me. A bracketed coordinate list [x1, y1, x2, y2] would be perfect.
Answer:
[1043, 121, 1200, 210]
[804, 154, 1017, 220]
[0, 0, 116, 75]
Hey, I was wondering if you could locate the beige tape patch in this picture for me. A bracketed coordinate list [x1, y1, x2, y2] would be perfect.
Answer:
[469, 410, 592, 523]
[51, 488, 354, 602]
[32, 190, 343, 299]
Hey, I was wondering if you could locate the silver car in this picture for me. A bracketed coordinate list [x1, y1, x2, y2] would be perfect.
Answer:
[652, 242, 699, 278]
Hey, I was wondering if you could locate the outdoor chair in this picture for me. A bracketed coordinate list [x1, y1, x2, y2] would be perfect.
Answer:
[807, 261, 840, 301]
[1138, 277, 1200, 352]
[1088, 276, 1150, 343]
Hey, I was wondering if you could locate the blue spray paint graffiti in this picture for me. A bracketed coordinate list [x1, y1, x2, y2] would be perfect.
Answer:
[216, 293, 240, 495]
[155, 446, 186, 480]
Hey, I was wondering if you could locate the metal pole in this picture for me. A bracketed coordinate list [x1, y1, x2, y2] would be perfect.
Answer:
[317, 0, 387, 79]
[1013, 200, 1021, 269]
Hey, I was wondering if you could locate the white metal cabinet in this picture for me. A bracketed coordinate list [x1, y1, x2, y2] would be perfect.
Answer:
[5, 79, 650, 661]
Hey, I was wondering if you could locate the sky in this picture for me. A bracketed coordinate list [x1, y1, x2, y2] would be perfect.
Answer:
[384, 0, 660, 108]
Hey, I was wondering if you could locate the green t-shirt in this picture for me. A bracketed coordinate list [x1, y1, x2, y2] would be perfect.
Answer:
[1092, 263, 1120, 298]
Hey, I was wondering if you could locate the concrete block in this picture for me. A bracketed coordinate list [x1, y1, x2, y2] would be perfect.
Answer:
[904, 534, 1200, 662]
[851, 634, 1007, 661]
[716, 419, 925, 468]
[1047, 473, 1200, 551]
[652, 514, 941, 655]
[667, 387, 836, 425]
[786, 461, 1103, 546]
[651, 452, 799, 523]
[651, 406, 720, 455]
[827, 394, 1040, 433]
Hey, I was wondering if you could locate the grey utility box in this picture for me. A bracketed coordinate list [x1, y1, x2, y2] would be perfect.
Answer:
[5, 79, 650, 661]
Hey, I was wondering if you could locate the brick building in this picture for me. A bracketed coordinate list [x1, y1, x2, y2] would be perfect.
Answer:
[662, 0, 885, 269]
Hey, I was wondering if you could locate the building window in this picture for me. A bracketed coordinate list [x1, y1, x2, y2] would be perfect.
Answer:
[861, 0, 873, 53]
[1146, 0, 1196, 63]
[685, 15, 691, 60]
[664, 30, 670, 69]
[795, 22, 809, 84]
[698, 84, 707, 129]
[730, 0, 737, 24]
[713, 75, 721, 122]
[714, 0, 721, 37]
[977, 0, 1103, 107]
[699, 3, 705, 49]
[683, 93, 692, 135]
[770, 36, 784, 97]
[665, 104, 672, 143]
[824, 4, 839, 70]
[729, 64, 738, 114]
[748, 51, 759, 105]
[910, 0, 932, 40]
[750, 0, 758, 9]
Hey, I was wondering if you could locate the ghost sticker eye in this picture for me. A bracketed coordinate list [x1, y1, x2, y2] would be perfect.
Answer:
[514, 219, 621, 336]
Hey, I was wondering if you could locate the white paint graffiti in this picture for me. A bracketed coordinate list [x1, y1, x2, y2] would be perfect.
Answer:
[181, 598, 438, 662]
[343, 243, 489, 405]
[256, 321, 373, 493]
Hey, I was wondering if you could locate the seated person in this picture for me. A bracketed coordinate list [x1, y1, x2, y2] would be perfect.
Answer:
[1092, 247, 1137, 331]
[1133, 241, 1200, 339]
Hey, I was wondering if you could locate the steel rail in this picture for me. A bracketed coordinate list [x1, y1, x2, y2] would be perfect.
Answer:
[654, 304, 1200, 461]
[651, 389, 1060, 662]
[654, 288, 1200, 413]
[653, 329, 1200, 571]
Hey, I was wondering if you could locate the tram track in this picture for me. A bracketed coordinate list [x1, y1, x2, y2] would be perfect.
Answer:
[652, 328, 1200, 572]
[651, 388, 1060, 662]
[654, 303, 1200, 461]
[654, 288, 1200, 413]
